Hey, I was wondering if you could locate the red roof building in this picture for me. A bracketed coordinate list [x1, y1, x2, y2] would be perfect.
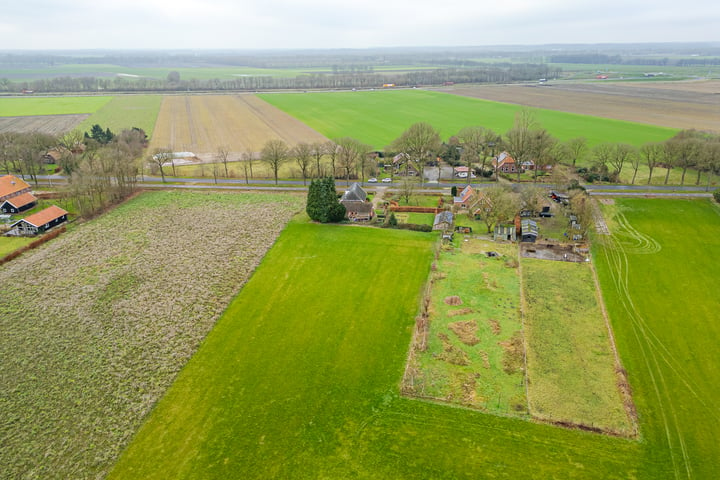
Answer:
[8, 205, 68, 236]
[0, 175, 31, 203]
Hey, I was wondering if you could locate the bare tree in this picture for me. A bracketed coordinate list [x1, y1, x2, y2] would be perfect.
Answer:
[628, 149, 642, 185]
[504, 109, 537, 182]
[324, 140, 338, 178]
[457, 126, 501, 179]
[592, 143, 614, 179]
[311, 142, 326, 178]
[608, 143, 635, 179]
[476, 185, 520, 233]
[662, 141, 677, 185]
[640, 142, 663, 185]
[335, 137, 369, 186]
[702, 136, 720, 191]
[292, 142, 313, 185]
[529, 129, 557, 182]
[564, 137, 588, 167]
[149, 147, 172, 183]
[217, 146, 230, 177]
[241, 149, 255, 184]
[667, 130, 703, 185]
[391, 122, 441, 184]
[261, 139, 288, 185]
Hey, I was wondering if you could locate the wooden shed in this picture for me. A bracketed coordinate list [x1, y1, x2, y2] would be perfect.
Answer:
[7, 205, 68, 236]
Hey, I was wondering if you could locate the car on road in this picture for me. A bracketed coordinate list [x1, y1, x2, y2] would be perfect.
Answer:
[381, 177, 392, 183]
[367, 177, 378, 183]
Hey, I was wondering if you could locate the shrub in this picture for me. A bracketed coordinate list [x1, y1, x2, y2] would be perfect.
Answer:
[714, 188, 720, 204]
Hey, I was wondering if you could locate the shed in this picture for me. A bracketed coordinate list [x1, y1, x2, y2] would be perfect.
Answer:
[7, 205, 68, 236]
[433, 211, 454, 231]
[521, 219, 538, 243]
[1, 191, 37, 214]
[494, 224, 517, 242]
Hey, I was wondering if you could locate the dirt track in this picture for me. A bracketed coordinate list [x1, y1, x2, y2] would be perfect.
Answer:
[447, 80, 720, 132]
[149, 95, 328, 161]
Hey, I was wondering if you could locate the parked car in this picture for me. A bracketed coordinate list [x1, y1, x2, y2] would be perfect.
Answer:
[381, 177, 392, 183]
[367, 177, 378, 183]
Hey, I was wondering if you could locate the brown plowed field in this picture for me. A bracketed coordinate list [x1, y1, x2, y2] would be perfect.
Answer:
[0, 114, 89, 135]
[447, 80, 720, 132]
[149, 95, 328, 161]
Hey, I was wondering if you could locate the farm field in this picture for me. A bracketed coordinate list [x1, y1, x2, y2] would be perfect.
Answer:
[0, 114, 89, 135]
[594, 198, 720, 478]
[259, 89, 677, 151]
[0, 190, 304, 479]
[447, 81, 720, 132]
[0, 96, 112, 116]
[108, 216, 658, 480]
[522, 258, 635, 436]
[148, 95, 328, 161]
[76, 95, 162, 138]
[402, 238, 527, 416]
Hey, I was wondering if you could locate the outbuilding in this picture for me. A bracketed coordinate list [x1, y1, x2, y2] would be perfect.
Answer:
[7, 205, 68, 236]
[521, 219, 538, 243]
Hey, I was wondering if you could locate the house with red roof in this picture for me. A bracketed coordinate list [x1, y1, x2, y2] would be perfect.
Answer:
[0, 175, 37, 214]
[8, 205, 68, 236]
[493, 152, 518, 174]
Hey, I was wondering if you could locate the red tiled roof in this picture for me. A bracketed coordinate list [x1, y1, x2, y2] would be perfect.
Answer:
[0, 175, 31, 198]
[2, 191, 37, 208]
[19, 205, 68, 227]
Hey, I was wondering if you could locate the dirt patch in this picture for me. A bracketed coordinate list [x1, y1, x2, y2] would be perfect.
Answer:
[599, 198, 615, 205]
[447, 307, 473, 317]
[479, 351, 491, 369]
[499, 331, 524, 375]
[488, 319, 501, 335]
[0, 114, 89, 135]
[520, 243, 588, 262]
[435, 333, 470, 366]
[448, 320, 480, 346]
[444, 295, 463, 306]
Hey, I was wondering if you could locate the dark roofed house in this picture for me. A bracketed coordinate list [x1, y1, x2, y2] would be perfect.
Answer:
[341, 183, 374, 221]
[433, 211, 454, 232]
[8, 205, 68, 236]
[1, 191, 37, 214]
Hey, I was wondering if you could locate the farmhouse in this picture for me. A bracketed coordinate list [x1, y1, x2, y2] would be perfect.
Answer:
[7, 205, 68, 236]
[453, 185, 475, 208]
[1, 192, 38, 214]
[433, 211, 454, 232]
[340, 183, 374, 221]
[0, 175, 32, 203]
[493, 152, 518, 174]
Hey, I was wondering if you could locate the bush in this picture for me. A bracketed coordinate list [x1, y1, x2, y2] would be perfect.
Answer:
[714, 188, 720, 204]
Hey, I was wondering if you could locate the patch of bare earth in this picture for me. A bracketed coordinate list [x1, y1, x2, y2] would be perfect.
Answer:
[0, 114, 89, 135]
[446, 307, 473, 317]
[435, 333, 471, 366]
[448, 320, 480, 346]
[499, 331, 525, 375]
[447, 82, 720, 131]
[444, 295, 463, 305]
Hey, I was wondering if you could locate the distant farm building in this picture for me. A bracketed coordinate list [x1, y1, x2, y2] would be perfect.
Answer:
[494, 224, 517, 242]
[7, 205, 68, 236]
[340, 183, 374, 221]
[433, 211, 454, 232]
[493, 152, 518, 174]
[453, 185, 475, 208]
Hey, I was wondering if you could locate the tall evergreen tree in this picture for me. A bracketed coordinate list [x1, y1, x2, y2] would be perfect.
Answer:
[306, 177, 345, 223]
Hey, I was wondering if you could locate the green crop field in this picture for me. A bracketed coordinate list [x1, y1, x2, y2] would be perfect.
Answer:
[76, 95, 162, 138]
[594, 198, 720, 478]
[0, 236, 32, 257]
[0, 96, 112, 116]
[259, 89, 677, 150]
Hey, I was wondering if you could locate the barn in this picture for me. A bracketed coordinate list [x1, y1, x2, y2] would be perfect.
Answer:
[7, 205, 68, 236]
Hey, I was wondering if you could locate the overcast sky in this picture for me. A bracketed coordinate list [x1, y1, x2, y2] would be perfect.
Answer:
[1, 0, 718, 50]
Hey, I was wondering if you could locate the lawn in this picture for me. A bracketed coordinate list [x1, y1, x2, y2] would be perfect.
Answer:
[76, 95, 162, 139]
[109, 218, 650, 479]
[0, 236, 32, 257]
[0, 96, 112, 116]
[259, 89, 677, 150]
[593, 198, 720, 478]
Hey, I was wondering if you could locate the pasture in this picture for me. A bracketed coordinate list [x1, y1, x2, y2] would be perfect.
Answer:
[259, 89, 677, 150]
[0, 190, 304, 479]
[77, 95, 162, 138]
[108, 217, 652, 479]
[594, 198, 720, 478]
[148, 95, 327, 160]
[0, 96, 112, 116]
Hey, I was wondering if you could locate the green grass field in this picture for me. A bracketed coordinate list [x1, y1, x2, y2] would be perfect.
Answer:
[0, 236, 32, 257]
[404, 238, 527, 415]
[259, 89, 677, 150]
[108, 217, 663, 479]
[0, 96, 112, 116]
[76, 95, 162, 138]
[594, 198, 720, 478]
[522, 258, 634, 435]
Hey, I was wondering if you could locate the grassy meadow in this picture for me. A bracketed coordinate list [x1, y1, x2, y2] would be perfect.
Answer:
[0, 96, 112, 116]
[110, 217, 655, 480]
[259, 89, 677, 150]
[594, 198, 720, 478]
[522, 258, 634, 435]
[0, 236, 32, 257]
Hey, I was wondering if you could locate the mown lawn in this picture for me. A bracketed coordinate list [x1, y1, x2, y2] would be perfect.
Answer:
[0, 236, 32, 257]
[259, 89, 676, 150]
[110, 219, 655, 479]
[594, 198, 720, 478]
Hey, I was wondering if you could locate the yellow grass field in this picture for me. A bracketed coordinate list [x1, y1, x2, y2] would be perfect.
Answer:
[148, 95, 328, 161]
